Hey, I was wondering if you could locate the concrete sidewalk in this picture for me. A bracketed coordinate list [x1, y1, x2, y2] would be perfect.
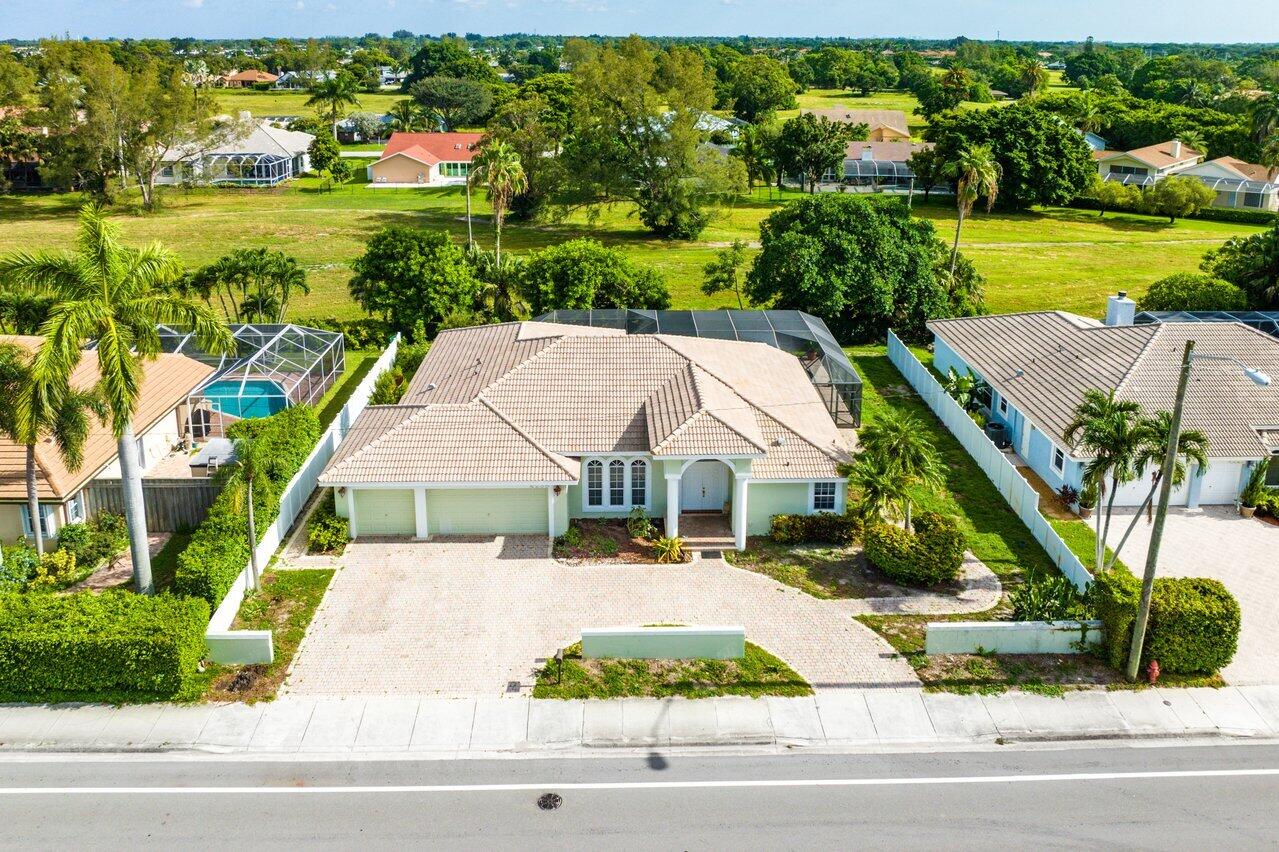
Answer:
[6, 685, 1279, 754]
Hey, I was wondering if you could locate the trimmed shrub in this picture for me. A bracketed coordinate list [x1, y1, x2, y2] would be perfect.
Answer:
[307, 491, 350, 554]
[1137, 273, 1248, 312]
[1011, 571, 1086, 621]
[0, 541, 39, 591]
[173, 405, 321, 609]
[291, 316, 392, 350]
[1091, 571, 1241, 675]
[0, 591, 210, 702]
[29, 549, 76, 589]
[55, 513, 128, 571]
[863, 512, 966, 586]
[768, 512, 861, 545]
[1068, 197, 1278, 226]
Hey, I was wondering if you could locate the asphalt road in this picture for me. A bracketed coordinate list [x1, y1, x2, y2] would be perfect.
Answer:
[4, 743, 1279, 849]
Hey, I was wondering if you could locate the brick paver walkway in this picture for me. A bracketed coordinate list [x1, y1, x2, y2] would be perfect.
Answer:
[285, 536, 922, 697]
[1111, 506, 1279, 686]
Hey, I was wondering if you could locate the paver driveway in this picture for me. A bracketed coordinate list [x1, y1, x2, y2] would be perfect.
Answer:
[284, 536, 919, 697]
[1110, 507, 1278, 685]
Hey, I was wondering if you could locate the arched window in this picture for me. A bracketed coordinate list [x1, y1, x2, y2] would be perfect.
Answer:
[630, 460, 647, 507]
[609, 460, 625, 506]
[586, 460, 603, 507]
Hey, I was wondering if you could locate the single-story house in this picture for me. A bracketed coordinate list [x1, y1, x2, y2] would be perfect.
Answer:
[0, 337, 215, 543]
[157, 115, 314, 187]
[1095, 139, 1202, 183]
[829, 140, 934, 186]
[801, 108, 911, 142]
[274, 70, 336, 90]
[318, 321, 854, 549]
[928, 294, 1279, 508]
[220, 70, 279, 88]
[1082, 131, 1108, 152]
[366, 132, 483, 187]
[1179, 157, 1279, 212]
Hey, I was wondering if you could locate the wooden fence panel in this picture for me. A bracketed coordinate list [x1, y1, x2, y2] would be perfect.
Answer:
[84, 478, 222, 532]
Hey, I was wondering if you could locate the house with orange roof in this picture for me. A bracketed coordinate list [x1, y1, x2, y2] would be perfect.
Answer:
[366, 132, 484, 187]
[0, 336, 214, 543]
[220, 69, 280, 88]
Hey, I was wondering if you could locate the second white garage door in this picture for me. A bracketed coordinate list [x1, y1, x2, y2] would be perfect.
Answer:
[354, 488, 416, 536]
[426, 488, 548, 535]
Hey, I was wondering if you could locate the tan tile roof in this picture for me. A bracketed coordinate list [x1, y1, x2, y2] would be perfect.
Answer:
[0, 336, 215, 501]
[802, 108, 910, 135]
[1205, 156, 1279, 183]
[324, 322, 850, 485]
[929, 313, 1279, 459]
[1101, 141, 1201, 169]
[844, 140, 932, 162]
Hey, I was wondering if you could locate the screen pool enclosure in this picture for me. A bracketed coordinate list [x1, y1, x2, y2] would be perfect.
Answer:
[535, 309, 863, 427]
[153, 323, 344, 439]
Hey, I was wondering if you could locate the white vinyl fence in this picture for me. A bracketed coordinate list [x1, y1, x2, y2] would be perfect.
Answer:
[886, 331, 1093, 593]
[206, 335, 401, 663]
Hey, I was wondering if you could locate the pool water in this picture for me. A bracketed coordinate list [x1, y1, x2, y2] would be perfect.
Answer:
[202, 379, 289, 420]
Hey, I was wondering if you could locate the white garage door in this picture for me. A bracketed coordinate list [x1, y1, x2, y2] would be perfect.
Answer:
[1196, 462, 1243, 505]
[353, 489, 416, 536]
[426, 488, 548, 535]
[1110, 464, 1189, 507]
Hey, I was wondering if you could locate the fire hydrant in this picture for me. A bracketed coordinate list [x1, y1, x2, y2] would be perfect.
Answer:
[1147, 659, 1161, 684]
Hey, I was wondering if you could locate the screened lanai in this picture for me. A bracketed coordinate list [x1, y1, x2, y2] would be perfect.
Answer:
[204, 152, 293, 186]
[1102, 172, 1278, 210]
[1135, 310, 1279, 340]
[154, 323, 344, 438]
[535, 309, 863, 427]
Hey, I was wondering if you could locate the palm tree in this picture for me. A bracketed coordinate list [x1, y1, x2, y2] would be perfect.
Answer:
[943, 144, 1001, 280]
[845, 453, 910, 524]
[1074, 95, 1106, 135]
[227, 435, 267, 591]
[469, 141, 527, 266]
[1177, 131, 1208, 159]
[1017, 60, 1049, 98]
[1252, 94, 1279, 143]
[466, 246, 529, 322]
[1105, 411, 1209, 570]
[1262, 136, 1279, 170]
[0, 204, 234, 593]
[388, 99, 428, 133]
[1063, 389, 1144, 573]
[854, 409, 945, 529]
[306, 71, 362, 140]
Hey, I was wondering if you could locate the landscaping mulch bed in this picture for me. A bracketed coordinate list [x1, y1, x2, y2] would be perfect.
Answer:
[553, 518, 685, 564]
[727, 537, 962, 600]
[203, 568, 334, 703]
[533, 641, 812, 699]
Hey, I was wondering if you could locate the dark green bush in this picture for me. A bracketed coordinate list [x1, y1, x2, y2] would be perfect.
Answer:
[0, 591, 209, 702]
[863, 512, 966, 586]
[1137, 273, 1248, 312]
[1011, 571, 1087, 621]
[1068, 197, 1277, 226]
[1091, 571, 1241, 675]
[307, 491, 350, 554]
[768, 512, 861, 545]
[290, 316, 392, 350]
[0, 540, 37, 590]
[174, 406, 321, 609]
[55, 513, 128, 571]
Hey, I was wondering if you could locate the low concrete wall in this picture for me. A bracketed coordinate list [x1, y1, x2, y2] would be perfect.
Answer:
[925, 620, 1103, 655]
[581, 626, 746, 660]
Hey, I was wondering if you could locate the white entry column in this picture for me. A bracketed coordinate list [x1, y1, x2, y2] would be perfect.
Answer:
[732, 475, 749, 550]
[414, 488, 429, 539]
[345, 487, 358, 539]
[665, 473, 681, 538]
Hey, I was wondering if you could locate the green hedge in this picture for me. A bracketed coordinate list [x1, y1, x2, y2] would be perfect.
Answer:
[0, 591, 209, 702]
[1091, 571, 1241, 675]
[291, 316, 391, 350]
[863, 511, 966, 586]
[173, 406, 321, 609]
[1067, 197, 1277, 226]
[768, 512, 862, 545]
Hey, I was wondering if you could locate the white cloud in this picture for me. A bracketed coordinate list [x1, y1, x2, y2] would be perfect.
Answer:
[294, 0, 304, 8]
[183, 0, 204, 7]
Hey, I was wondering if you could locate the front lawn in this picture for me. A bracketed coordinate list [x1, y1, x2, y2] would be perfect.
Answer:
[315, 348, 379, 429]
[203, 568, 334, 703]
[532, 641, 812, 699]
[726, 537, 920, 599]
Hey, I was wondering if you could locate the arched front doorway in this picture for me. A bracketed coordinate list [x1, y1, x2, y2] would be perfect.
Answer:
[680, 459, 732, 512]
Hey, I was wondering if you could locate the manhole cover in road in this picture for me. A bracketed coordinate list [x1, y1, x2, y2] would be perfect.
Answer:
[537, 793, 563, 811]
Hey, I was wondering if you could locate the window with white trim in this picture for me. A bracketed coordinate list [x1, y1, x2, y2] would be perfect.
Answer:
[20, 503, 55, 538]
[997, 396, 1008, 416]
[582, 456, 650, 511]
[1052, 447, 1065, 474]
[586, 460, 603, 507]
[812, 481, 837, 512]
[630, 460, 647, 507]
[67, 492, 86, 524]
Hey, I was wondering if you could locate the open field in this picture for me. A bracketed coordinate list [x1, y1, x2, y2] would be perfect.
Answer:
[209, 88, 407, 119]
[1, 180, 1265, 321]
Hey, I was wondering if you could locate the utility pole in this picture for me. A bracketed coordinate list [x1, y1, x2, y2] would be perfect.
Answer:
[1125, 340, 1193, 681]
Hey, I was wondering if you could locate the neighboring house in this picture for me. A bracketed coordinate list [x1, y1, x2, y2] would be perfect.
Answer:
[1095, 139, 1202, 183]
[366, 132, 483, 187]
[1082, 131, 1108, 152]
[1180, 157, 1279, 212]
[1136, 310, 1279, 342]
[318, 321, 854, 549]
[832, 140, 934, 187]
[928, 294, 1279, 508]
[336, 113, 394, 144]
[274, 70, 336, 90]
[0, 336, 214, 544]
[220, 70, 280, 88]
[157, 115, 314, 187]
[801, 108, 912, 142]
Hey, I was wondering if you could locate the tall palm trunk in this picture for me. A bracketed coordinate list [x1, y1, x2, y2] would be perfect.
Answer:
[25, 444, 43, 556]
[1100, 476, 1120, 569]
[245, 478, 260, 591]
[949, 206, 967, 279]
[494, 214, 502, 267]
[465, 181, 474, 247]
[1094, 480, 1106, 573]
[118, 423, 153, 594]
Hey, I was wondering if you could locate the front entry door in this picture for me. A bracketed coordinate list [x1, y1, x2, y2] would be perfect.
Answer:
[681, 461, 730, 511]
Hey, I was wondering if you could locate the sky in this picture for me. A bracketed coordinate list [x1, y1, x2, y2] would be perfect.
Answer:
[5, 0, 1279, 44]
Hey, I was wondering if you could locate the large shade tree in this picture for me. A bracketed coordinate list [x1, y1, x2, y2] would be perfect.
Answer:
[0, 205, 234, 593]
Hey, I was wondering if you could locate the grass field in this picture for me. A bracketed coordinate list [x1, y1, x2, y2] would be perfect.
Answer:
[209, 88, 407, 119]
[1, 179, 1265, 322]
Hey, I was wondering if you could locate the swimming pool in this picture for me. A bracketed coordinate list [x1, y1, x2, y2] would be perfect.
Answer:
[201, 379, 290, 420]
